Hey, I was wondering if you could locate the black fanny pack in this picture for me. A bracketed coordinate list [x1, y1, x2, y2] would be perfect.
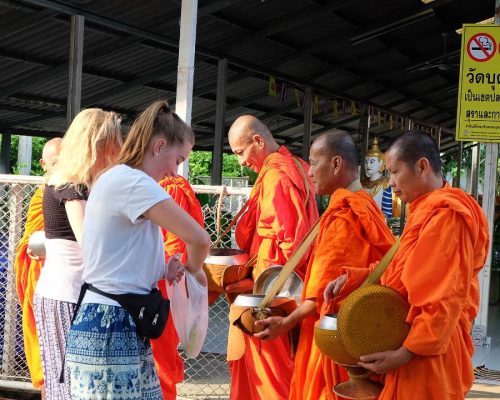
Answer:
[82, 283, 170, 339]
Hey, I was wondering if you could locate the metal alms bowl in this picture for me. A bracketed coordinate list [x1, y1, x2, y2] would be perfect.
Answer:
[314, 314, 359, 366]
[204, 248, 249, 266]
[203, 248, 250, 296]
[27, 230, 46, 258]
[253, 265, 303, 305]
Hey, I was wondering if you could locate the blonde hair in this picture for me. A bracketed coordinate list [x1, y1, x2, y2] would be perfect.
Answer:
[49, 108, 123, 188]
[117, 100, 194, 168]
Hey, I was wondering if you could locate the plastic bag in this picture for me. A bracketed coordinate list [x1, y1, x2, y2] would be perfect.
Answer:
[166, 271, 209, 358]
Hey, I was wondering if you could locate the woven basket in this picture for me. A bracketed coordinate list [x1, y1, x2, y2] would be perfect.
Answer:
[337, 284, 410, 360]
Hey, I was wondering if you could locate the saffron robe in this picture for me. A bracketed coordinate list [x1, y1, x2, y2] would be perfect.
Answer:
[340, 186, 489, 400]
[229, 146, 319, 400]
[14, 186, 45, 388]
[290, 189, 395, 400]
[150, 176, 205, 400]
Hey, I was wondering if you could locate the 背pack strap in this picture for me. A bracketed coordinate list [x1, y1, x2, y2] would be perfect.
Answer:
[361, 237, 401, 287]
[258, 219, 320, 309]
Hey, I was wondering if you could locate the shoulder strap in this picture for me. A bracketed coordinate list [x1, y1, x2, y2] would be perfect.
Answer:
[293, 157, 310, 207]
[361, 237, 401, 287]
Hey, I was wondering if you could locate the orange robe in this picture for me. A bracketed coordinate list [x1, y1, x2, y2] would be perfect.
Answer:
[150, 176, 205, 400]
[229, 146, 319, 400]
[340, 186, 489, 400]
[290, 188, 395, 400]
[14, 186, 45, 388]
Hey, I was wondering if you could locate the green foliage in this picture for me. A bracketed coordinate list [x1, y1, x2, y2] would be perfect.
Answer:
[4, 135, 47, 175]
[188, 151, 257, 185]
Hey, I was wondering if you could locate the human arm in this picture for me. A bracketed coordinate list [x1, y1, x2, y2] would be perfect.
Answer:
[65, 199, 86, 247]
[144, 198, 210, 284]
[254, 299, 317, 340]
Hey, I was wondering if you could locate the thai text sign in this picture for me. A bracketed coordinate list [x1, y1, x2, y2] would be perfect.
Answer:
[456, 25, 500, 142]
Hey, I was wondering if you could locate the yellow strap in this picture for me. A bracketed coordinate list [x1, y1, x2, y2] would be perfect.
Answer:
[361, 236, 401, 286]
[259, 219, 320, 309]
[293, 157, 310, 207]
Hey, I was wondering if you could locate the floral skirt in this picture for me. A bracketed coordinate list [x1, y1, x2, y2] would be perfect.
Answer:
[66, 303, 163, 400]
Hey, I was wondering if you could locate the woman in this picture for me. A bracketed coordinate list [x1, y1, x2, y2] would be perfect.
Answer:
[33, 109, 123, 400]
[66, 100, 210, 399]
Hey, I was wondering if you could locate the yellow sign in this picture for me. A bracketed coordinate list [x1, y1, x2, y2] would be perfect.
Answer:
[456, 24, 500, 142]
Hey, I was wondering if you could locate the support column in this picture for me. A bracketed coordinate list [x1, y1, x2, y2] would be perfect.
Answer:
[471, 143, 480, 200]
[17, 136, 33, 175]
[455, 141, 463, 188]
[211, 58, 227, 185]
[176, 0, 198, 178]
[476, 0, 500, 335]
[302, 87, 312, 161]
[0, 132, 11, 174]
[358, 105, 370, 178]
[67, 15, 84, 125]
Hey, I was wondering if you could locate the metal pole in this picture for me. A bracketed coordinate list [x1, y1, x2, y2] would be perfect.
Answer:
[359, 105, 371, 178]
[211, 58, 227, 185]
[471, 143, 480, 200]
[176, 0, 198, 178]
[476, 0, 500, 334]
[17, 136, 32, 175]
[0, 132, 11, 174]
[455, 141, 463, 188]
[302, 87, 312, 161]
[67, 15, 84, 125]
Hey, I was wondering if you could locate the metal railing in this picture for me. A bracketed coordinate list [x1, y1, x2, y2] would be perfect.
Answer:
[0, 174, 251, 399]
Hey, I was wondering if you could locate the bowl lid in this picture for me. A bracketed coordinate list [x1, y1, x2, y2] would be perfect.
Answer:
[205, 248, 249, 266]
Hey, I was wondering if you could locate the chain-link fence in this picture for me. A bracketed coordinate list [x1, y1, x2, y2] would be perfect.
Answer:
[0, 174, 251, 399]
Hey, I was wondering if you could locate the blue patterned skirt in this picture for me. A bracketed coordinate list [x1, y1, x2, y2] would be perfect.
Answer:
[66, 303, 163, 400]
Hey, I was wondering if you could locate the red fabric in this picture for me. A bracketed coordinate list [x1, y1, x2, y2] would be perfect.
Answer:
[150, 176, 204, 400]
[14, 186, 45, 388]
[230, 146, 319, 400]
[290, 190, 395, 400]
[342, 186, 490, 399]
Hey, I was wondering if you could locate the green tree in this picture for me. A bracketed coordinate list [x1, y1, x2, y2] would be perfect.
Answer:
[188, 151, 257, 184]
[2, 134, 47, 175]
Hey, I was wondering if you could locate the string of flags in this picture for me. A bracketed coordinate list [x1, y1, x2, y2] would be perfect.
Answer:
[267, 75, 438, 135]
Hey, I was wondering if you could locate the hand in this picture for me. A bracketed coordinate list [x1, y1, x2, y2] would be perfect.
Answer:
[254, 316, 290, 340]
[358, 346, 414, 374]
[323, 274, 347, 302]
[165, 253, 185, 283]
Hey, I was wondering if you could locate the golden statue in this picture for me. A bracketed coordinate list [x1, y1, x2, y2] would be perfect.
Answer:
[361, 138, 395, 218]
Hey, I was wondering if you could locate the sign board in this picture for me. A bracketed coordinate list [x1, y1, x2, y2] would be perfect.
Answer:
[456, 25, 500, 142]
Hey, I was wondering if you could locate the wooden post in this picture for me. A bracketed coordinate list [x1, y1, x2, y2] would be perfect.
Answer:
[176, 0, 198, 178]
[455, 141, 463, 188]
[67, 15, 84, 125]
[302, 87, 312, 161]
[471, 143, 480, 200]
[211, 58, 227, 185]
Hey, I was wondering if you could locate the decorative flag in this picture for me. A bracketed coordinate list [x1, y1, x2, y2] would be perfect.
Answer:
[333, 100, 339, 117]
[389, 115, 394, 130]
[279, 82, 287, 102]
[350, 100, 357, 115]
[268, 76, 277, 97]
[294, 89, 302, 110]
[377, 110, 382, 126]
[313, 95, 319, 114]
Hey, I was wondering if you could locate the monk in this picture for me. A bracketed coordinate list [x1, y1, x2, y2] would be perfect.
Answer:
[227, 115, 319, 400]
[14, 137, 61, 397]
[254, 130, 395, 400]
[325, 130, 490, 400]
[150, 175, 204, 400]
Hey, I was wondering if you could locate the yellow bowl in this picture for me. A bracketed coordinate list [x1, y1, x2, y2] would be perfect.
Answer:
[314, 314, 358, 365]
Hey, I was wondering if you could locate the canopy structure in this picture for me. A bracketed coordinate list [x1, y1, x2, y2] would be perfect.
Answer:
[0, 0, 493, 158]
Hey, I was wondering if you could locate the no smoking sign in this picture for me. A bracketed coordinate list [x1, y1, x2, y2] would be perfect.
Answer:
[467, 33, 496, 62]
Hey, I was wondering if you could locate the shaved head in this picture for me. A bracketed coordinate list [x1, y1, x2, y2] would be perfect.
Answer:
[387, 130, 441, 175]
[228, 115, 274, 142]
[312, 129, 359, 169]
[41, 137, 62, 175]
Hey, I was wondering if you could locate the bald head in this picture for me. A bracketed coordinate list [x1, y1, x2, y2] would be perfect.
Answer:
[41, 137, 62, 176]
[228, 115, 279, 173]
[312, 130, 359, 169]
[387, 130, 441, 176]
[228, 115, 274, 142]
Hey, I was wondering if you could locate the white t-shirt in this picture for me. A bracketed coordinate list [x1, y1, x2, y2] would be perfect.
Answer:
[82, 164, 170, 306]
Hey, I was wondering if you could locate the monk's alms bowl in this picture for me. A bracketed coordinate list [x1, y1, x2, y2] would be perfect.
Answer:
[314, 314, 359, 365]
[232, 294, 298, 335]
[27, 230, 46, 258]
